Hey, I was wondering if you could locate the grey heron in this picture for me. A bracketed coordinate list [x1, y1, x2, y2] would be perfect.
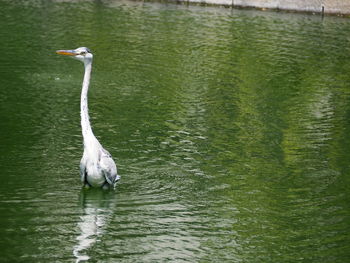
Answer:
[56, 47, 120, 188]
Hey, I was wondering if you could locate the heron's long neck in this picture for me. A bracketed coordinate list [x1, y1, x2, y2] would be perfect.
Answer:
[81, 61, 96, 145]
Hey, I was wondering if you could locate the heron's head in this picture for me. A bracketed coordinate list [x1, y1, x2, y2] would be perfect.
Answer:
[56, 47, 93, 64]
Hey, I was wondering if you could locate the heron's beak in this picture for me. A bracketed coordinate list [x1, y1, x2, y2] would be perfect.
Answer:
[56, 50, 77, 56]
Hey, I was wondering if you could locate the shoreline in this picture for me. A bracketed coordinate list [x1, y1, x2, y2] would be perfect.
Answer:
[147, 0, 350, 16]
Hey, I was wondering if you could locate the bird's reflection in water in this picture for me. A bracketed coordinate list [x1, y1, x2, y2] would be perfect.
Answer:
[73, 188, 117, 263]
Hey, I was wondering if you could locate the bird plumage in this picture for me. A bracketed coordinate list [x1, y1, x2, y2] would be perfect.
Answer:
[57, 47, 119, 188]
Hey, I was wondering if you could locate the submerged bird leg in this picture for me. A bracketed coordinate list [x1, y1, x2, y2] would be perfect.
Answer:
[102, 182, 110, 190]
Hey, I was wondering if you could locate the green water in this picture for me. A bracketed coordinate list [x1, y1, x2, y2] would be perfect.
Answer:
[1, 0, 350, 262]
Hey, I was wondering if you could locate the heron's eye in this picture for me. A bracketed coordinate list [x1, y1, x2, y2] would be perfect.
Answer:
[80, 51, 87, 55]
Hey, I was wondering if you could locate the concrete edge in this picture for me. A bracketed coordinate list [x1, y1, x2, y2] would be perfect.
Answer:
[145, 0, 350, 17]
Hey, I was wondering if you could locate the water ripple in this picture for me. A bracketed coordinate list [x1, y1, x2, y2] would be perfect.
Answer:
[1, 1, 350, 262]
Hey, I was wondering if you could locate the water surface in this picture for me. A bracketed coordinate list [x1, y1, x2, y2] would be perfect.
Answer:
[0, 0, 350, 262]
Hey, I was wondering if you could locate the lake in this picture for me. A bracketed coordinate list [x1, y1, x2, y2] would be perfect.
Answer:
[0, 0, 350, 262]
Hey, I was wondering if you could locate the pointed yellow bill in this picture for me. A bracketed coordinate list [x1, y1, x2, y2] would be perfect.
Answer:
[56, 50, 76, 56]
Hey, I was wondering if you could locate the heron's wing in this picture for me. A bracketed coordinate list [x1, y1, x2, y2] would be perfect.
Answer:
[99, 148, 117, 185]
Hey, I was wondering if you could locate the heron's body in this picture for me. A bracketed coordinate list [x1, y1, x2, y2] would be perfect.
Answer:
[57, 47, 119, 188]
